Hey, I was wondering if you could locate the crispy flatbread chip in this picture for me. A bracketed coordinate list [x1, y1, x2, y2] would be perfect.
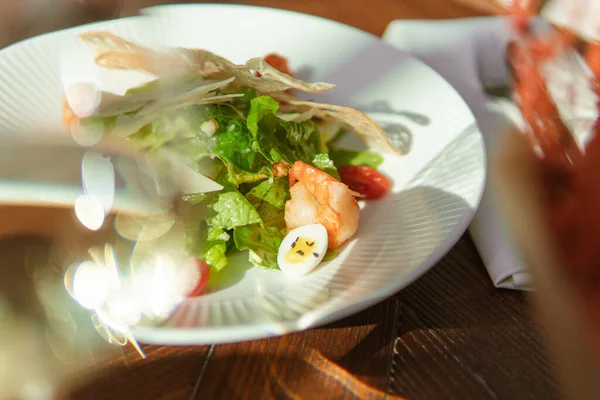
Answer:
[79, 31, 147, 54]
[277, 109, 316, 122]
[80, 31, 188, 74]
[79, 31, 336, 94]
[289, 100, 399, 154]
[245, 57, 335, 93]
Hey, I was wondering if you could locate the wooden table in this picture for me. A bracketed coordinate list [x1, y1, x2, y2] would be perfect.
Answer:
[1, 1, 558, 399]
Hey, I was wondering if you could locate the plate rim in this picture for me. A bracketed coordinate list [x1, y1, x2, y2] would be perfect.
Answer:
[0, 3, 487, 345]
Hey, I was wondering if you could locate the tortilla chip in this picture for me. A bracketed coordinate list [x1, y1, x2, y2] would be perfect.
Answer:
[79, 31, 336, 94]
[245, 58, 335, 93]
[80, 32, 191, 75]
[178, 51, 335, 94]
[270, 91, 300, 104]
[79, 31, 147, 54]
[289, 100, 400, 154]
[93, 51, 162, 74]
[277, 109, 316, 122]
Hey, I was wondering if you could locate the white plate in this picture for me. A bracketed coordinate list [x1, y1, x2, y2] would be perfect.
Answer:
[0, 4, 486, 345]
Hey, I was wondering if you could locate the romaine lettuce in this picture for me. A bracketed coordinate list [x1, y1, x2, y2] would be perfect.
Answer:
[233, 178, 290, 269]
[247, 96, 321, 165]
[213, 119, 270, 175]
[245, 179, 289, 210]
[329, 148, 383, 169]
[233, 226, 283, 269]
[312, 153, 340, 180]
[207, 191, 262, 230]
[203, 227, 229, 271]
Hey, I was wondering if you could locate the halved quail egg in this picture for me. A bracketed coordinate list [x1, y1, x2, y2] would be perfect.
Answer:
[277, 224, 328, 278]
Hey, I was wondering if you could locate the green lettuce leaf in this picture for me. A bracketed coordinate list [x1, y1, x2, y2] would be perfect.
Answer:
[247, 96, 321, 165]
[259, 115, 320, 164]
[323, 250, 339, 262]
[183, 192, 211, 205]
[200, 171, 266, 269]
[230, 87, 260, 112]
[203, 227, 230, 271]
[234, 178, 290, 269]
[245, 179, 289, 210]
[312, 153, 340, 180]
[207, 191, 262, 230]
[214, 118, 269, 174]
[78, 116, 117, 137]
[234, 226, 283, 269]
[245, 179, 289, 230]
[181, 196, 231, 271]
[207, 104, 271, 185]
[329, 149, 384, 169]
[246, 95, 279, 137]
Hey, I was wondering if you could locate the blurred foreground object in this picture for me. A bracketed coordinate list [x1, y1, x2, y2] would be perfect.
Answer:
[493, 0, 600, 398]
[505, 0, 600, 327]
[492, 130, 600, 400]
[0, 137, 216, 399]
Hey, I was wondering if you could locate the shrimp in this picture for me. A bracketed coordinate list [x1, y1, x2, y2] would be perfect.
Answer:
[285, 161, 359, 249]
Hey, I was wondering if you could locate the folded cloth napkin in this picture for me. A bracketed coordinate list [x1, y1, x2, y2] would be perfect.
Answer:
[382, 17, 538, 290]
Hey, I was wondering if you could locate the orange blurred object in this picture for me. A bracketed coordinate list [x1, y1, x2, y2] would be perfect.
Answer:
[506, 1, 600, 352]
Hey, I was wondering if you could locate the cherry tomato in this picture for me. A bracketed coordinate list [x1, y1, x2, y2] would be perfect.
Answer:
[188, 259, 210, 297]
[338, 165, 390, 200]
[264, 53, 294, 77]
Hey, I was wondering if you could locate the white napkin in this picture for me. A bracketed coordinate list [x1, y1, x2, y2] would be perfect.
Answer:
[382, 17, 535, 290]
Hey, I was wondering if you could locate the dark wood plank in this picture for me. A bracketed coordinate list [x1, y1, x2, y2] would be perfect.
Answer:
[69, 344, 210, 400]
[190, 299, 401, 399]
[390, 236, 559, 400]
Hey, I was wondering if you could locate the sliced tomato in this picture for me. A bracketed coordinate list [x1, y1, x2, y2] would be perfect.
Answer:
[264, 53, 294, 77]
[338, 165, 390, 200]
[188, 259, 211, 297]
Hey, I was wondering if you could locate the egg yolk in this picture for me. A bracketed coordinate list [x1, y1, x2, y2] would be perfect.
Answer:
[284, 236, 320, 264]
